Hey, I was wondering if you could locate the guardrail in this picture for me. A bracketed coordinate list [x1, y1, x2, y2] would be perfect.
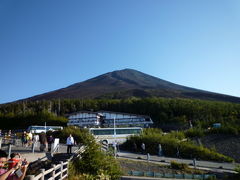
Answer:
[128, 170, 216, 179]
[27, 145, 85, 180]
[27, 160, 69, 180]
[101, 142, 108, 152]
[0, 137, 21, 146]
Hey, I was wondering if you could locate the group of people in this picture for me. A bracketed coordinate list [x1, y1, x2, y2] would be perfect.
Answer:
[2, 129, 75, 154]
[37, 132, 54, 152]
[22, 131, 75, 154]
[21, 131, 55, 152]
[0, 150, 29, 180]
[0, 130, 16, 139]
[133, 142, 164, 157]
[21, 131, 33, 147]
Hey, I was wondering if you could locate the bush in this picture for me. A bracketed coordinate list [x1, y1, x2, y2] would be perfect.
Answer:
[170, 161, 189, 170]
[208, 126, 239, 135]
[122, 129, 233, 162]
[184, 128, 205, 138]
[69, 142, 122, 180]
[59, 126, 122, 179]
[51, 126, 94, 145]
[235, 165, 240, 174]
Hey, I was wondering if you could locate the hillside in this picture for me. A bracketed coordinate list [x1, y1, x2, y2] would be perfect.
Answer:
[21, 69, 240, 103]
[201, 134, 240, 162]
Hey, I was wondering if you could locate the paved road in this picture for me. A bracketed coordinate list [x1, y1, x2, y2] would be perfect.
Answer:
[117, 151, 238, 173]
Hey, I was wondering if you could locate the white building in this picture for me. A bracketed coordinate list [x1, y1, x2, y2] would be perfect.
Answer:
[67, 110, 153, 128]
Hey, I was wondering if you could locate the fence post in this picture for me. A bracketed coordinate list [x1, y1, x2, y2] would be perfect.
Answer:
[51, 164, 56, 180]
[147, 153, 150, 162]
[40, 169, 45, 180]
[193, 158, 196, 169]
[32, 142, 35, 153]
[0, 137, 2, 149]
[27, 175, 35, 180]
[8, 144, 12, 159]
[66, 159, 70, 177]
[60, 161, 63, 179]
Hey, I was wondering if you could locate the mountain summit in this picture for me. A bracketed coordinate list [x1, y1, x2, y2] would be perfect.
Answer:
[24, 69, 240, 103]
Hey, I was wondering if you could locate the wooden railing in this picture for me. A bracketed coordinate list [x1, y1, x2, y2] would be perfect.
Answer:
[26, 146, 85, 180]
[27, 160, 69, 180]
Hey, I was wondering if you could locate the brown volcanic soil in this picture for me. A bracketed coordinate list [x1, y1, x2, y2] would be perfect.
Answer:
[200, 134, 240, 162]
[20, 69, 240, 103]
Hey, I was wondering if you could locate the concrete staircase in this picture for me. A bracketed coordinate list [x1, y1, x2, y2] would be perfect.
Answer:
[52, 153, 73, 164]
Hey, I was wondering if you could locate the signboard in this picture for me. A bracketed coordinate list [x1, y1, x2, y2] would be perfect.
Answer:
[53, 138, 59, 151]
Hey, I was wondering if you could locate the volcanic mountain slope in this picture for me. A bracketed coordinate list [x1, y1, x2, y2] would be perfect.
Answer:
[23, 69, 240, 103]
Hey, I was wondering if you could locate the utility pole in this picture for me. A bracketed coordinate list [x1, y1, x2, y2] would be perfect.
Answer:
[45, 122, 47, 133]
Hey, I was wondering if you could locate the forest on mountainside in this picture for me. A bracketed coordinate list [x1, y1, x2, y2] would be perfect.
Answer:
[0, 97, 240, 132]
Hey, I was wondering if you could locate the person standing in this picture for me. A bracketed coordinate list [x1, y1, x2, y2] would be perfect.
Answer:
[141, 142, 145, 154]
[158, 144, 163, 157]
[47, 135, 54, 152]
[21, 131, 26, 147]
[133, 142, 137, 152]
[66, 134, 74, 154]
[39, 132, 47, 152]
[27, 131, 33, 147]
[32, 133, 39, 153]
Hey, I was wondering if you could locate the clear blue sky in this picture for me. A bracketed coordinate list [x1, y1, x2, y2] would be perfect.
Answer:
[0, 0, 240, 104]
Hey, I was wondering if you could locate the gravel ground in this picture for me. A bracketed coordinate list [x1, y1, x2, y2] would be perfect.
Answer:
[200, 134, 240, 162]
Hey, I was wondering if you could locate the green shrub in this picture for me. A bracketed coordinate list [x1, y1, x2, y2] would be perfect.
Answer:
[235, 165, 240, 174]
[142, 128, 163, 135]
[69, 142, 122, 180]
[184, 128, 205, 138]
[122, 130, 233, 162]
[61, 126, 122, 179]
[205, 176, 217, 180]
[208, 126, 239, 135]
[51, 126, 94, 145]
[170, 161, 189, 170]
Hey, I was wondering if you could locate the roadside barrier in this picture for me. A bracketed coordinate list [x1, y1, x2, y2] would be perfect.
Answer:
[27, 145, 85, 180]
[128, 170, 216, 179]
[27, 160, 69, 180]
[101, 141, 108, 152]
[0, 136, 21, 146]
